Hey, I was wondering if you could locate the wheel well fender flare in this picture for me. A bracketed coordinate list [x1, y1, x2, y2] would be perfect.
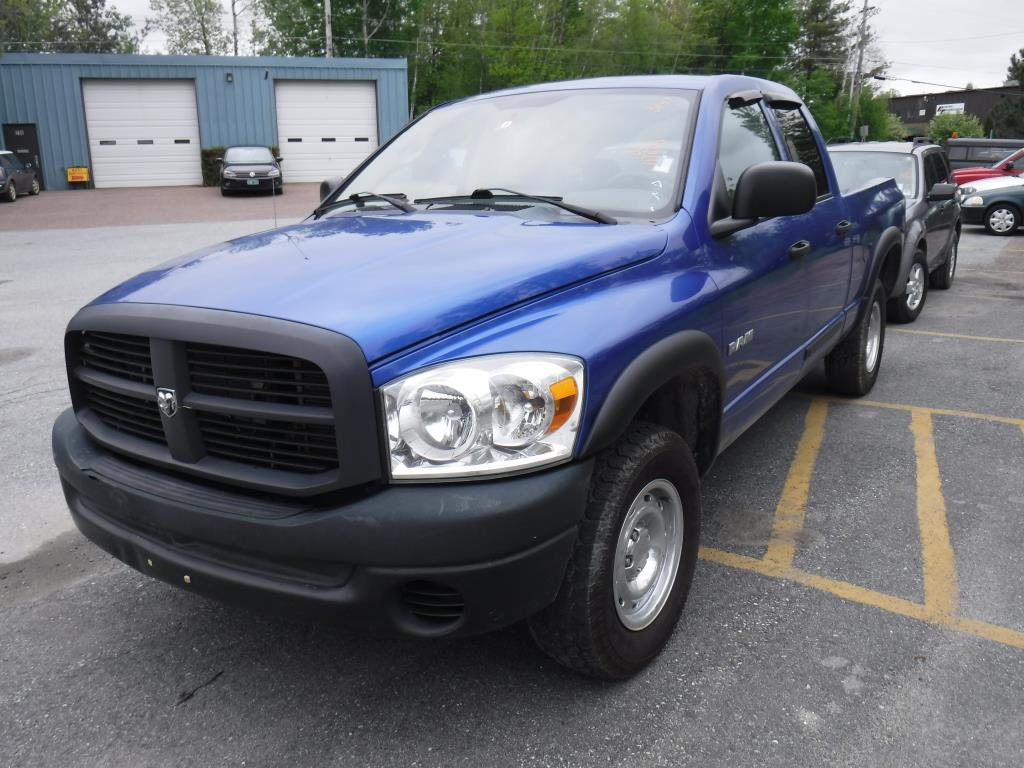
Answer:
[580, 330, 725, 469]
[866, 225, 904, 306]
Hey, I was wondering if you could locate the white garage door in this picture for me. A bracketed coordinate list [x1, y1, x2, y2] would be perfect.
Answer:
[83, 80, 202, 188]
[275, 81, 378, 183]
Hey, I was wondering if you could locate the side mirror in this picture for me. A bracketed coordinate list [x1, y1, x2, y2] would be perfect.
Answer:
[320, 176, 345, 202]
[927, 182, 957, 202]
[275, 156, 283, 163]
[24, 162, 33, 169]
[711, 162, 816, 237]
[214, 156, 223, 163]
[1005, 161, 1015, 171]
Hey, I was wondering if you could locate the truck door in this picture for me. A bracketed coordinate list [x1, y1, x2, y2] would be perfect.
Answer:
[922, 151, 955, 270]
[769, 104, 852, 340]
[706, 101, 809, 412]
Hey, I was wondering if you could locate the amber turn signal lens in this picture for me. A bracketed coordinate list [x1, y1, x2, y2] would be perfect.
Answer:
[548, 376, 579, 433]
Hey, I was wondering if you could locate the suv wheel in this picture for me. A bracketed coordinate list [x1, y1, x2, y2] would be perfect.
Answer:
[984, 204, 1019, 236]
[930, 234, 958, 290]
[888, 252, 928, 323]
[4, 183, 15, 203]
[825, 279, 886, 396]
[528, 422, 701, 679]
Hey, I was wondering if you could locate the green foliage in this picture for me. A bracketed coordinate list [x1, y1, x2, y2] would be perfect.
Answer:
[792, 0, 851, 78]
[0, 0, 136, 52]
[881, 111, 908, 140]
[146, 0, 230, 55]
[986, 47, 1024, 139]
[928, 112, 984, 146]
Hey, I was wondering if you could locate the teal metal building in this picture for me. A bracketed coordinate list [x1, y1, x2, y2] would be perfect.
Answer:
[0, 53, 409, 190]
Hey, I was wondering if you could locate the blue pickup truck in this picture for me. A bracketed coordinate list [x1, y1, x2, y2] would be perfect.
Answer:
[53, 75, 905, 678]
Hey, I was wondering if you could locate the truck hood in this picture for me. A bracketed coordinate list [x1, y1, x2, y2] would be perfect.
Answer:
[93, 212, 668, 362]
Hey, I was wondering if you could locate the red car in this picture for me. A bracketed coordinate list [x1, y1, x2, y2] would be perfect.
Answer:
[953, 147, 1024, 185]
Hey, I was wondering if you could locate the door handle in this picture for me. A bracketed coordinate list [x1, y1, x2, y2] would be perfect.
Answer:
[789, 240, 811, 259]
[835, 219, 853, 236]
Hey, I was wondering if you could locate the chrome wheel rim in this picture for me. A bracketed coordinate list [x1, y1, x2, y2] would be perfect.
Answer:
[989, 208, 1016, 233]
[31, 180, 39, 194]
[613, 479, 685, 631]
[905, 263, 925, 311]
[948, 240, 957, 279]
[865, 301, 882, 373]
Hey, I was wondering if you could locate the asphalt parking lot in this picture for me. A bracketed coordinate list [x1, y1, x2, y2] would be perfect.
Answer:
[1, 192, 1022, 767]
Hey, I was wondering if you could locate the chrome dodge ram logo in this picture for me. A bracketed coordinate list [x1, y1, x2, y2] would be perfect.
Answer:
[156, 388, 178, 418]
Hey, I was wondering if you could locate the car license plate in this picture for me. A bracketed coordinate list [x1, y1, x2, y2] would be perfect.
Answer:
[247, 179, 259, 186]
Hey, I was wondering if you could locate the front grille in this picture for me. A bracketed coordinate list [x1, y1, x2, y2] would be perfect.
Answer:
[196, 411, 339, 473]
[80, 331, 154, 384]
[74, 333, 339, 476]
[401, 581, 466, 626]
[186, 342, 332, 407]
[84, 386, 164, 443]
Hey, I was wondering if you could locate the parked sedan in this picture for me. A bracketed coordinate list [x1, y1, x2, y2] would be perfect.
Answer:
[952, 147, 1024, 186]
[829, 141, 960, 323]
[0, 150, 40, 202]
[959, 176, 1024, 235]
[218, 146, 283, 195]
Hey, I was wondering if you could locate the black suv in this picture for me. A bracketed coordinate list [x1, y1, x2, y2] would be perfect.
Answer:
[828, 141, 960, 323]
[0, 150, 40, 202]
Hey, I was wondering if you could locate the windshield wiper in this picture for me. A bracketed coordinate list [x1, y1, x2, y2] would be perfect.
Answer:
[415, 188, 617, 225]
[314, 191, 415, 218]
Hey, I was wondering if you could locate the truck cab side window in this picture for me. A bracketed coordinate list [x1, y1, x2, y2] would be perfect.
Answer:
[924, 152, 943, 190]
[772, 107, 829, 197]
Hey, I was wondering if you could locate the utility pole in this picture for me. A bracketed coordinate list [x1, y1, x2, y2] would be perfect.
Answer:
[849, 0, 870, 139]
[324, 0, 333, 57]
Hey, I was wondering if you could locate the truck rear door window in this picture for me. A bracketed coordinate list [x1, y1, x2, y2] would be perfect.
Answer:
[772, 107, 830, 198]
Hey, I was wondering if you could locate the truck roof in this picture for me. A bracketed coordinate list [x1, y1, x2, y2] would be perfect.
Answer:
[458, 74, 801, 105]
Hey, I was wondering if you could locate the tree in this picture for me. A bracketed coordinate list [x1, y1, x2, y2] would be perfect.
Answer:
[792, 0, 851, 78]
[52, 0, 137, 53]
[985, 46, 1024, 139]
[1, 0, 136, 53]
[928, 112, 984, 146]
[146, 0, 229, 55]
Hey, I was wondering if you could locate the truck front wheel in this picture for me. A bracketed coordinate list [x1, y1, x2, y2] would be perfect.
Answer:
[528, 422, 701, 679]
[825, 279, 886, 396]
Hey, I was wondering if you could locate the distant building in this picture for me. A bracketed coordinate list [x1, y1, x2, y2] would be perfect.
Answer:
[0, 53, 408, 191]
[888, 84, 1021, 135]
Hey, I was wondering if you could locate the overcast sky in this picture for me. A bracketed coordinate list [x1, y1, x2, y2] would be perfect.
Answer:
[111, 0, 1023, 96]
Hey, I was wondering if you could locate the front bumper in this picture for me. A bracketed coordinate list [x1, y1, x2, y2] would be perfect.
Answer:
[221, 176, 282, 191]
[53, 409, 591, 637]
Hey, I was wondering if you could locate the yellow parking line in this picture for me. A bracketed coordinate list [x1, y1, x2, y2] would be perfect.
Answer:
[699, 547, 1024, 651]
[762, 399, 828, 570]
[910, 409, 959, 618]
[889, 328, 1024, 344]
[815, 396, 1024, 428]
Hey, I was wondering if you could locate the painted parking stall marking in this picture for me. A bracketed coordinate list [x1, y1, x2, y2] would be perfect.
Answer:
[700, 396, 1024, 652]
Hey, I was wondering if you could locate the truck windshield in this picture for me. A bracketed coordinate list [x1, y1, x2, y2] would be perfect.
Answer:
[829, 151, 918, 199]
[338, 88, 698, 220]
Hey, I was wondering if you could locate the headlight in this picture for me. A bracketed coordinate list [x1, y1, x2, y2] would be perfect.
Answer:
[223, 169, 238, 178]
[267, 168, 281, 177]
[382, 354, 584, 481]
[962, 195, 984, 207]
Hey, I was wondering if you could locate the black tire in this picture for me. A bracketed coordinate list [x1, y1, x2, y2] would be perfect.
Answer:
[825, 279, 886, 397]
[220, 187, 230, 196]
[888, 250, 928, 323]
[29, 177, 40, 196]
[528, 422, 701, 679]
[930, 233, 958, 290]
[983, 203, 1020, 236]
[3, 183, 16, 203]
